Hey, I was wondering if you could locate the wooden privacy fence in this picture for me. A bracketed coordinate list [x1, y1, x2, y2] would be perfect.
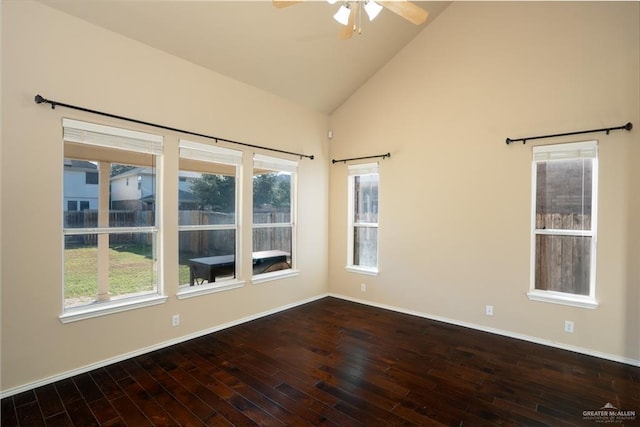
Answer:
[64, 210, 291, 254]
[64, 210, 154, 245]
[534, 213, 591, 295]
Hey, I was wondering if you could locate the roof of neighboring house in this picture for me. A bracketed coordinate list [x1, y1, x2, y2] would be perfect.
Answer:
[111, 168, 203, 180]
[63, 160, 97, 170]
[110, 166, 150, 179]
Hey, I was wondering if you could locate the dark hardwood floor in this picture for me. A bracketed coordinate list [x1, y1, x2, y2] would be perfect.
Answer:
[2, 297, 638, 426]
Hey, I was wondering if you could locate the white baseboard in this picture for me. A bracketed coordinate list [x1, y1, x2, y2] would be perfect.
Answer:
[0, 293, 329, 399]
[3, 292, 636, 399]
[328, 293, 640, 368]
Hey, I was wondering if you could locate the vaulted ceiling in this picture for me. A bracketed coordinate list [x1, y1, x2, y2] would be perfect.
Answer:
[39, 1, 451, 113]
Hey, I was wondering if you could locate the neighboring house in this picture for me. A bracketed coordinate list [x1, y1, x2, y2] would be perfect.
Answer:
[110, 167, 201, 210]
[110, 167, 154, 210]
[63, 159, 99, 211]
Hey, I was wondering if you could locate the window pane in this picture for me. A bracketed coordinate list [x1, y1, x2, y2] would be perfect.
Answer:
[179, 229, 236, 285]
[535, 234, 591, 295]
[110, 163, 155, 226]
[179, 171, 236, 225]
[253, 226, 292, 253]
[64, 236, 97, 307]
[354, 174, 378, 223]
[535, 159, 592, 230]
[63, 160, 156, 228]
[252, 227, 292, 273]
[64, 233, 157, 308]
[354, 226, 378, 268]
[63, 159, 98, 226]
[253, 172, 291, 224]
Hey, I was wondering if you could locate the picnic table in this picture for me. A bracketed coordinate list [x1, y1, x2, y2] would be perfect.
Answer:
[189, 250, 290, 285]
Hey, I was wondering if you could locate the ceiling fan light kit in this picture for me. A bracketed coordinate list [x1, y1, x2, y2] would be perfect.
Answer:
[333, 1, 382, 28]
[364, 1, 383, 21]
[272, 0, 429, 39]
[333, 4, 352, 26]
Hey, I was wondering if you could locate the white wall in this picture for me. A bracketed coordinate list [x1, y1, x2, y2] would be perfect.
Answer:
[1, 1, 329, 393]
[329, 2, 639, 363]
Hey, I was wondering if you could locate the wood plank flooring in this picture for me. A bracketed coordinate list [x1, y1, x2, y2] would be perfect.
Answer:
[2, 297, 638, 426]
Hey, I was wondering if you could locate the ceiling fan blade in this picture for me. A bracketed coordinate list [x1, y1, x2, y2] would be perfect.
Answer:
[379, 1, 429, 25]
[338, 4, 356, 40]
[272, 0, 302, 8]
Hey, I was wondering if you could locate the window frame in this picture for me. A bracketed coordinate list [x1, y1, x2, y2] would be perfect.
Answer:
[346, 162, 379, 276]
[176, 139, 245, 299]
[251, 154, 299, 284]
[60, 118, 167, 323]
[528, 140, 599, 309]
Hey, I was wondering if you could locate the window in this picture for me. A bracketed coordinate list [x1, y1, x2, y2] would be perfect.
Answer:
[252, 154, 297, 281]
[177, 140, 242, 296]
[79, 201, 90, 211]
[347, 162, 379, 275]
[85, 171, 98, 185]
[61, 119, 165, 321]
[529, 141, 598, 309]
[67, 200, 78, 211]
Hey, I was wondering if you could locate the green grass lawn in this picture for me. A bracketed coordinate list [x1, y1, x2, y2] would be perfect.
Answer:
[64, 244, 159, 300]
[65, 244, 215, 304]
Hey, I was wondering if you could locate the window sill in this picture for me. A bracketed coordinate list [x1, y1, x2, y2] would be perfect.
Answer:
[346, 266, 379, 276]
[527, 290, 598, 309]
[177, 280, 245, 299]
[252, 269, 299, 285]
[59, 294, 168, 324]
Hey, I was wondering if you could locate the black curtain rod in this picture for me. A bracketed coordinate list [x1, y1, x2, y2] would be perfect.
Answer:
[332, 153, 390, 164]
[506, 122, 632, 145]
[34, 94, 314, 160]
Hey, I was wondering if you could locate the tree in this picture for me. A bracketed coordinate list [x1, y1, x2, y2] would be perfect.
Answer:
[190, 174, 235, 212]
[253, 173, 290, 209]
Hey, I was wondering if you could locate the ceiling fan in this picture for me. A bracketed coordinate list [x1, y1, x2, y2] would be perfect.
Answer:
[272, 0, 429, 40]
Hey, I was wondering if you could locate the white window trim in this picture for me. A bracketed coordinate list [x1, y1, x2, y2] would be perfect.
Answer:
[62, 119, 164, 319]
[59, 295, 168, 324]
[252, 269, 300, 285]
[176, 139, 242, 295]
[346, 265, 379, 276]
[252, 154, 298, 282]
[177, 280, 246, 299]
[528, 140, 599, 309]
[527, 289, 598, 309]
[346, 162, 379, 275]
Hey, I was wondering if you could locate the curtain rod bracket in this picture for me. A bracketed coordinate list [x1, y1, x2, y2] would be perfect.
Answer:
[33, 94, 314, 160]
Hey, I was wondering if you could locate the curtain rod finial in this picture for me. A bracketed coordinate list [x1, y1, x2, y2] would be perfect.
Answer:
[34, 94, 46, 104]
[624, 122, 633, 131]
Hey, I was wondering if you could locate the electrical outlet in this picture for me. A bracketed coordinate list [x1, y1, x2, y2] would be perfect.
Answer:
[485, 305, 494, 316]
[564, 320, 574, 333]
[172, 314, 180, 327]
[361, 283, 367, 292]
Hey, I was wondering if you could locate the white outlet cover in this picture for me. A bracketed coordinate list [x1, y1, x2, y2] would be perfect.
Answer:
[564, 320, 574, 333]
